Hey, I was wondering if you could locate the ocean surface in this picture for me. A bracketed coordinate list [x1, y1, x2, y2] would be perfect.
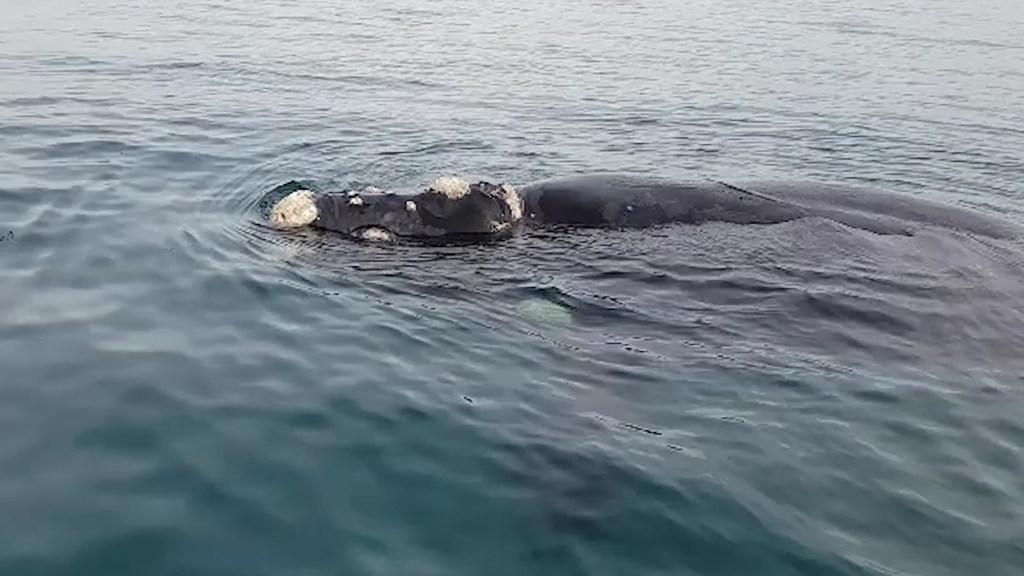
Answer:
[2, 1, 1023, 574]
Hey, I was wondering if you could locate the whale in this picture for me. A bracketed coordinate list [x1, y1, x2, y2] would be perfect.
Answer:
[268, 174, 1021, 240]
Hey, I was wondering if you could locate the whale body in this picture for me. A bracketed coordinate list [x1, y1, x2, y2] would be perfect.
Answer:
[269, 175, 1021, 240]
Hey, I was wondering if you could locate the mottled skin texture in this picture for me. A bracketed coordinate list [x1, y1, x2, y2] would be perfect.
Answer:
[314, 182, 521, 238]
[303, 175, 1020, 240]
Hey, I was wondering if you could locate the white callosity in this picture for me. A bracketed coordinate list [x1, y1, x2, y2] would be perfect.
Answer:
[428, 175, 470, 199]
[406, 200, 417, 212]
[270, 190, 319, 229]
[357, 227, 393, 242]
[348, 195, 364, 206]
[489, 184, 525, 232]
[499, 184, 524, 222]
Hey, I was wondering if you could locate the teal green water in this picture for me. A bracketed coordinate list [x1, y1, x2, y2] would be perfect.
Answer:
[2, 1, 1023, 575]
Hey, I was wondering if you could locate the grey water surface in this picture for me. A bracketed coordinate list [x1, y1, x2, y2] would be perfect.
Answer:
[2, 1, 1023, 575]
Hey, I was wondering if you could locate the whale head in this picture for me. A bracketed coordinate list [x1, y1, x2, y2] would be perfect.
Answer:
[287, 177, 524, 239]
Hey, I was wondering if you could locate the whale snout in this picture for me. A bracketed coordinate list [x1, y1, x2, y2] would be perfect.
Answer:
[270, 189, 319, 229]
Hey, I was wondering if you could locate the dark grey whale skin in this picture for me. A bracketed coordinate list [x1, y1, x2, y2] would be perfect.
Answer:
[313, 182, 518, 237]
[303, 174, 1020, 240]
[518, 174, 1021, 239]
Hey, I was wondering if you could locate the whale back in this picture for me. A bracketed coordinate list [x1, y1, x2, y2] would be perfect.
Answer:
[518, 175, 806, 228]
[519, 175, 1021, 239]
[743, 182, 1022, 239]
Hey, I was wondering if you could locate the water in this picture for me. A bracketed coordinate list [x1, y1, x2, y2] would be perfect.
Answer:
[2, 1, 1023, 574]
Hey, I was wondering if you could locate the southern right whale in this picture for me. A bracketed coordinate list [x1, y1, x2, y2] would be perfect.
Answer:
[268, 174, 1021, 240]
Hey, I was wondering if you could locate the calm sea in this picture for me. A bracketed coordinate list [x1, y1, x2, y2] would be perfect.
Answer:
[2, 1, 1023, 574]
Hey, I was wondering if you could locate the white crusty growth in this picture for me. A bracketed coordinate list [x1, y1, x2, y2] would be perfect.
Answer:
[489, 184, 526, 232]
[428, 175, 470, 199]
[357, 227, 394, 242]
[499, 184, 524, 222]
[270, 190, 318, 229]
